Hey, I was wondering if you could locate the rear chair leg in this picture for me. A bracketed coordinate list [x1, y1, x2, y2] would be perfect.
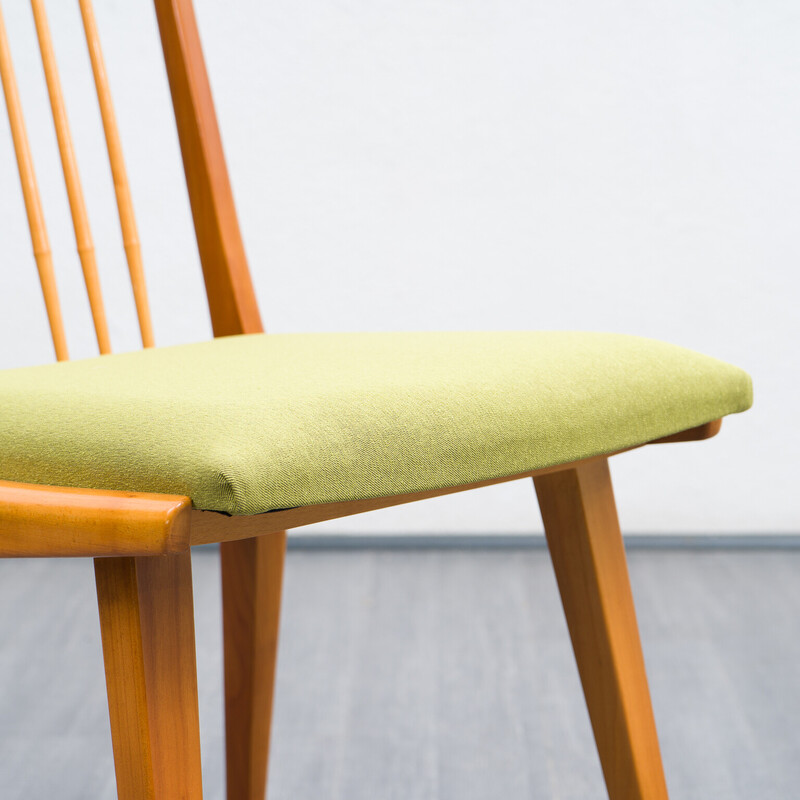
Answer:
[221, 532, 287, 800]
[94, 550, 203, 800]
[534, 458, 669, 800]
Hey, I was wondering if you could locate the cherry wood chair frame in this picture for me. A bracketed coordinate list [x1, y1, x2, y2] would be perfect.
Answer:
[0, 1, 722, 797]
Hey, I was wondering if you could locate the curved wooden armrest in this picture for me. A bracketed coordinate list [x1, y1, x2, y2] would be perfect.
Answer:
[0, 480, 191, 557]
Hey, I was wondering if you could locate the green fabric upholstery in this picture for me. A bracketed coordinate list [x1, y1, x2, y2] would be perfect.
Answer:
[0, 332, 751, 515]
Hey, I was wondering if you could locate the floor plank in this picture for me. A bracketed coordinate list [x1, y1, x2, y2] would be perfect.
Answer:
[0, 548, 797, 799]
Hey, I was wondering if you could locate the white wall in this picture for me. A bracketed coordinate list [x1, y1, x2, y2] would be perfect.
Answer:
[0, 0, 796, 534]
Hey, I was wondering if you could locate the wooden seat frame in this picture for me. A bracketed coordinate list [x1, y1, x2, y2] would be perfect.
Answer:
[0, 1, 725, 797]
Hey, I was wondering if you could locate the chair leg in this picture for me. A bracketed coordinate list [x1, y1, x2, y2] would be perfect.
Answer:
[534, 458, 669, 800]
[94, 551, 203, 800]
[221, 532, 287, 800]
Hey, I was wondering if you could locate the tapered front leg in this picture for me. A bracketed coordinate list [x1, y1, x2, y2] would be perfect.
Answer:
[221, 532, 287, 800]
[94, 550, 203, 800]
[534, 458, 669, 800]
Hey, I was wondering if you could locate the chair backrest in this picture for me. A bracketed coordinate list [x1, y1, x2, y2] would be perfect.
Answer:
[0, 0, 262, 361]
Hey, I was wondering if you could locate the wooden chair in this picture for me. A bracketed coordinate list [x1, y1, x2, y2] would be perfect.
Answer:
[0, 1, 751, 798]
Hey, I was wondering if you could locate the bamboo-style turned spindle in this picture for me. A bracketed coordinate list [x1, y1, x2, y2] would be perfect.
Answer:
[79, 0, 154, 348]
[31, 0, 111, 355]
[0, 3, 68, 361]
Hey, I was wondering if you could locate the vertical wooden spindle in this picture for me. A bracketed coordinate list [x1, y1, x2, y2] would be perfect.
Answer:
[79, 0, 154, 348]
[31, 0, 111, 354]
[0, 2, 68, 361]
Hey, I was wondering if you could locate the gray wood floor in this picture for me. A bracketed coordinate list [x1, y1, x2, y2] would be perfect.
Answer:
[0, 547, 798, 799]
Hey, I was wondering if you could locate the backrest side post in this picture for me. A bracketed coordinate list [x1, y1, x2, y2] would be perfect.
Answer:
[153, 0, 263, 337]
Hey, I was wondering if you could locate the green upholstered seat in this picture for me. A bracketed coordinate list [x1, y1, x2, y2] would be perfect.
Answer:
[0, 331, 752, 515]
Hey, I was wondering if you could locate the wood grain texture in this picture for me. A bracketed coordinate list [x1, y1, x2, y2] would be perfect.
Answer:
[95, 551, 203, 800]
[0, 480, 191, 557]
[153, 0, 262, 337]
[79, 0, 154, 348]
[221, 533, 287, 800]
[31, 0, 111, 355]
[0, 3, 68, 361]
[534, 458, 669, 800]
